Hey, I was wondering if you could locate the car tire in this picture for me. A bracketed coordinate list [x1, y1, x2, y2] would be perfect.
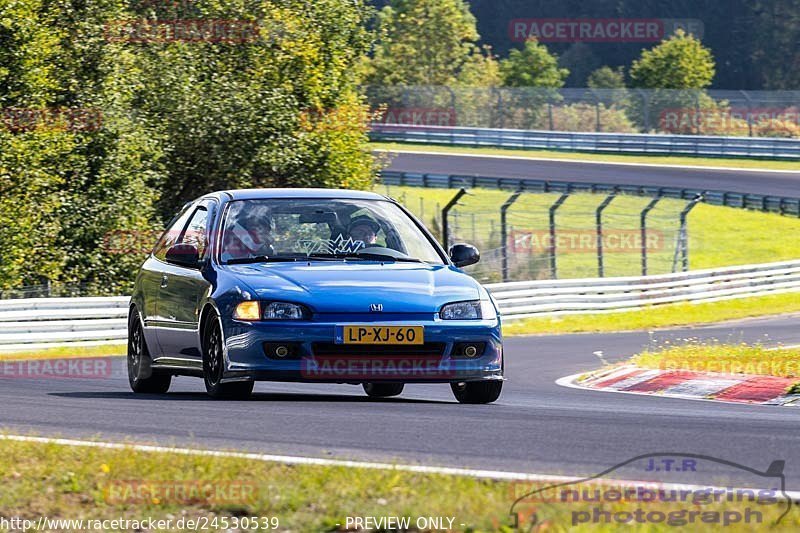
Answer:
[363, 383, 404, 398]
[202, 314, 254, 400]
[450, 381, 502, 404]
[127, 312, 171, 394]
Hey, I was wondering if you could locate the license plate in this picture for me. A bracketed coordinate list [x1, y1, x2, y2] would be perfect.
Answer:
[336, 325, 424, 345]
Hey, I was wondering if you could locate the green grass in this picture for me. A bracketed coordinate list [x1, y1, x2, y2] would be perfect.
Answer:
[501, 293, 800, 336]
[0, 343, 125, 361]
[1, 438, 797, 532]
[376, 184, 800, 281]
[631, 342, 800, 379]
[373, 142, 800, 171]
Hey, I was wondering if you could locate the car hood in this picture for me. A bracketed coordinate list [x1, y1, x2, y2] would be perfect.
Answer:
[224, 261, 482, 313]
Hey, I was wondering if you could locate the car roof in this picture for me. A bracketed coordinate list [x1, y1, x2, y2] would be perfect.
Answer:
[209, 188, 389, 201]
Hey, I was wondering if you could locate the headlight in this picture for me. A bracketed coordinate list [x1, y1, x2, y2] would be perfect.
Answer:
[439, 300, 497, 320]
[263, 301, 307, 320]
[234, 301, 308, 320]
[440, 300, 480, 320]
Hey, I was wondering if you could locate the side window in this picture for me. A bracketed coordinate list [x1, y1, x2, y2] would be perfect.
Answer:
[180, 206, 209, 257]
[153, 206, 195, 261]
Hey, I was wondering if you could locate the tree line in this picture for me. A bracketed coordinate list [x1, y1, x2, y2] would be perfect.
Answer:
[0, 0, 376, 294]
[371, 0, 799, 90]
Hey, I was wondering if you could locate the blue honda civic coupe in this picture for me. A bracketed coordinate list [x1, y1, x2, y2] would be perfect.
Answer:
[128, 189, 503, 403]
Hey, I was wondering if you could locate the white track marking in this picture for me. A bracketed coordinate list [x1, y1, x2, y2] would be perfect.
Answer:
[375, 148, 800, 174]
[2, 434, 798, 501]
[557, 372, 800, 408]
[602, 369, 663, 390]
[765, 344, 800, 351]
[579, 365, 640, 386]
[660, 378, 743, 399]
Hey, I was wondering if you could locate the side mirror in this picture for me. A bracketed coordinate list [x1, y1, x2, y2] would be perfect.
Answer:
[449, 243, 480, 268]
[165, 243, 200, 268]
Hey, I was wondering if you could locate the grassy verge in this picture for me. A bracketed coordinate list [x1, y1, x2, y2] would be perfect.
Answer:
[0, 343, 125, 361]
[501, 292, 800, 336]
[632, 343, 800, 381]
[1, 438, 796, 532]
[372, 142, 800, 171]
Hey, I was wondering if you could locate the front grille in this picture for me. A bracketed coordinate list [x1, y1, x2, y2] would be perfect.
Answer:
[312, 342, 446, 358]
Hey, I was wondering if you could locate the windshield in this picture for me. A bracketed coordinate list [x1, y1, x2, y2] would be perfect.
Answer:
[219, 198, 445, 264]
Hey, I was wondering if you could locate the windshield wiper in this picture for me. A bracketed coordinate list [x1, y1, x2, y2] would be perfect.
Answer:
[225, 256, 300, 265]
[308, 252, 422, 263]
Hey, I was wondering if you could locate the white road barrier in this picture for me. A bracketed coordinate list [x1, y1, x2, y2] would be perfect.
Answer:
[487, 259, 800, 319]
[2, 259, 800, 349]
[0, 297, 128, 350]
[371, 124, 800, 159]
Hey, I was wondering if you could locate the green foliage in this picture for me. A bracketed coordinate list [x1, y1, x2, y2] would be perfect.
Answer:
[499, 39, 568, 88]
[630, 30, 715, 90]
[0, 130, 71, 290]
[587, 66, 626, 89]
[552, 103, 636, 133]
[457, 45, 501, 87]
[624, 31, 717, 131]
[0, 0, 379, 293]
[364, 0, 496, 86]
[493, 39, 569, 129]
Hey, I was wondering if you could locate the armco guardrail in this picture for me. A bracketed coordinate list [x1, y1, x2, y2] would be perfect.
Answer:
[4, 260, 800, 346]
[486, 259, 800, 319]
[0, 297, 129, 350]
[371, 124, 800, 160]
[380, 170, 800, 217]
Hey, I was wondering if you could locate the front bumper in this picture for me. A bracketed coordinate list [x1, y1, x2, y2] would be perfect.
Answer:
[220, 314, 503, 384]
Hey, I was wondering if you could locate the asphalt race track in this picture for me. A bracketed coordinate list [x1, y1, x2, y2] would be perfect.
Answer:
[3, 315, 800, 490]
[383, 151, 800, 197]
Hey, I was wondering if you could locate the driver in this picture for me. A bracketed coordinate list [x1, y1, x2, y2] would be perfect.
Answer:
[222, 212, 274, 261]
[347, 216, 380, 247]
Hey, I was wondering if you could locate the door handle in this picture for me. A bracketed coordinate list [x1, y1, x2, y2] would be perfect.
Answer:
[160, 274, 169, 288]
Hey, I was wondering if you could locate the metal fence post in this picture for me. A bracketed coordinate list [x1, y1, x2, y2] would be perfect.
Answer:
[496, 88, 504, 129]
[500, 189, 523, 282]
[549, 193, 570, 279]
[442, 188, 467, 249]
[640, 196, 662, 276]
[677, 194, 705, 272]
[595, 193, 617, 277]
[740, 90, 754, 138]
[637, 89, 651, 132]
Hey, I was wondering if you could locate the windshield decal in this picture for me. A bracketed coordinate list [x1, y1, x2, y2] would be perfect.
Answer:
[296, 235, 365, 255]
